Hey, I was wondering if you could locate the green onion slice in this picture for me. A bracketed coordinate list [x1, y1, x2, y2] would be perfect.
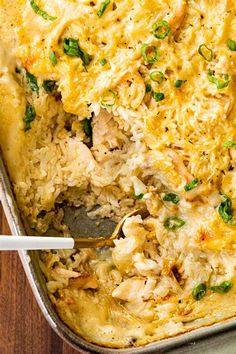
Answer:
[223, 141, 236, 149]
[184, 178, 199, 192]
[49, 51, 57, 66]
[30, 0, 57, 21]
[133, 193, 144, 200]
[145, 83, 151, 93]
[174, 79, 186, 88]
[26, 71, 39, 93]
[43, 80, 56, 93]
[163, 193, 180, 205]
[218, 194, 233, 223]
[208, 70, 231, 89]
[164, 216, 185, 230]
[23, 104, 36, 131]
[82, 118, 92, 137]
[152, 92, 165, 102]
[198, 44, 213, 62]
[210, 281, 233, 294]
[192, 283, 207, 301]
[101, 90, 117, 107]
[100, 58, 108, 66]
[97, 0, 110, 17]
[227, 39, 236, 51]
[152, 20, 171, 39]
[141, 44, 159, 64]
[63, 38, 93, 67]
[150, 71, 165, 84]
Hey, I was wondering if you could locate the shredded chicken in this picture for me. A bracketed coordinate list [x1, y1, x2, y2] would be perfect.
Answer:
[166, 149, 193, 182]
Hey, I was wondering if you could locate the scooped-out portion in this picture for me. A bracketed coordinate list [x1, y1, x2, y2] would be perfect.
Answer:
[1, 0, 236, 348]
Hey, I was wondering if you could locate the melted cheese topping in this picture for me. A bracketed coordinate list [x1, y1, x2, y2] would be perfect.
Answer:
[1, 0, 236, 349]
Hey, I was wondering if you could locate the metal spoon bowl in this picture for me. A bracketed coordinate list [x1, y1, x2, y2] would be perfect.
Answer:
[0, 208, 149, 250]
[73, 207, 149, 248]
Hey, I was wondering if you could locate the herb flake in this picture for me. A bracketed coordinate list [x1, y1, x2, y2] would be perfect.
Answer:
[133, 193, 144, 200]
[164, 216, 185, 230]
[49, 51, 57, 66]
[42, 80, 56, 93]
[227, 39, 236, 51]
[210, 281, 233, 294]
[82, 118, 92, 137]
[218, 194, 233, 223]
[23, 104, 36, 131]
[97, 0, 110, 17]
[163, 193, 180, 205]
[184, 178, 199, 192]
[26, 71, 39, 94]
[30, 0, 57, 21]
[223, 141, 236, 149]
[63, 38, 93, 67]
[152, 92, 165, 102]
[192, 283, 207, 301]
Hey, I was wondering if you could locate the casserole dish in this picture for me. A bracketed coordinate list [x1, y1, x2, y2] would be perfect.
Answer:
[2, 0, 236, 352]
[1, 154, 236, 354]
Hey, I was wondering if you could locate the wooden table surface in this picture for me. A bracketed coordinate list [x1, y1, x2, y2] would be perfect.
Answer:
[0, 204, 82, 354]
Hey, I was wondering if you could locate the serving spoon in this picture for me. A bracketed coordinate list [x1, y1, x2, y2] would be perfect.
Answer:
[0, 208, 149, 250]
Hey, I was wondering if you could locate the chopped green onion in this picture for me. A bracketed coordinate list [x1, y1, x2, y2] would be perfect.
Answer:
[218, 194, 233, 223]
[152, 20, 171, 39]
[152, 92, 165, 102]
[30, 0, 57, 21]
[82, 118, 92, 137]
[184, 178, 199, 192]
[49, 51, 57, 66]
[192, 283, 207, 301]
[23, 104, 36, 131]
[141, 44, 159, 64]
[227, 39, 236, 51]
[210, 281, 233, 294]
[174, 79, 186, 88]
[101, 90, 117, 107]
[164, 216, 185, 230]
[133, 193, 144, 200]
[163, 193, 180, 205]
[223, 141, 236, 149]
[100, 58, 108, 66]
[97, 0, 110, 17]
[150, 71, 165, 84]
[198, 44, 213, 62]
[42, 80, 56, 93]
[63, 38, 93, 67]
[145, 83, 151, 93]
[208, 70, 231, 89]
[26, 71, 39, 94]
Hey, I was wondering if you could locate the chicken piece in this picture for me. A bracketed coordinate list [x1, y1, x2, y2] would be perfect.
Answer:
[133, 253, 161, 276]
[92, 109, 126, 150]
[112, 277, 156, 302]
[69, 274, 98, 290]
[166, 149, 193, 182]
[112, 216, 147, 273]
[51, 266, 80, 280]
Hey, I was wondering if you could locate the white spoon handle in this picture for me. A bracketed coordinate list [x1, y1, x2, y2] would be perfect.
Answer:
[0, 236, 75, 250]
